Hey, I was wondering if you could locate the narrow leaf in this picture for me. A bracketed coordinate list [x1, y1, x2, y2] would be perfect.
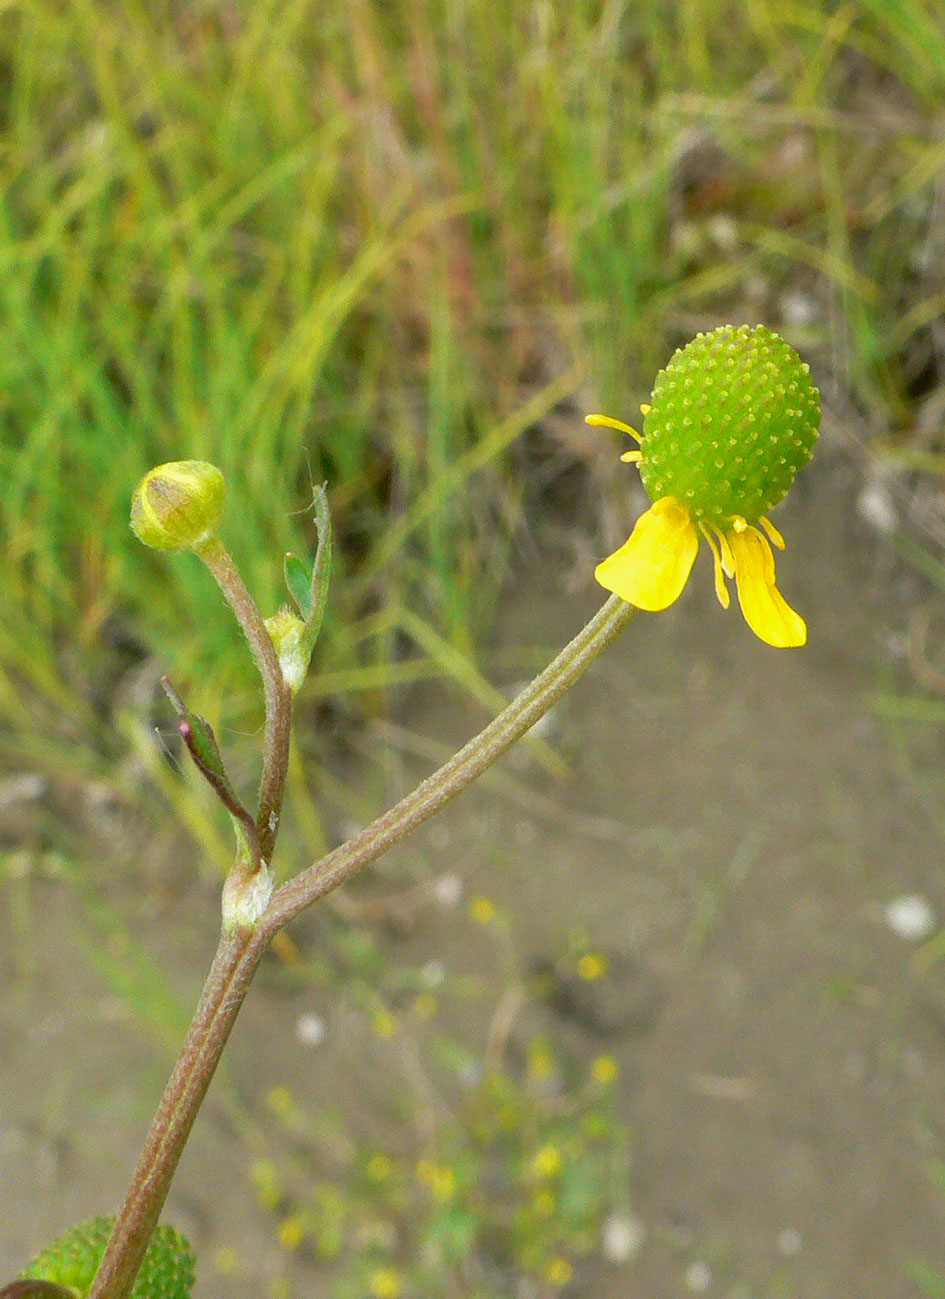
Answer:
[161, 678, 259, 864]
[301, 483, 333, 660]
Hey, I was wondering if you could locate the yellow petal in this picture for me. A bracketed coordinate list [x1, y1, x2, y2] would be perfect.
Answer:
[595, 498, 699, 611]
[727, 526, 806, 648]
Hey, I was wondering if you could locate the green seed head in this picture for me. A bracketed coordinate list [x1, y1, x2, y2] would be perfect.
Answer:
[131, 461, 225, 551]
[639, 325, 820, 527]
[19, 1216, 195, 1299]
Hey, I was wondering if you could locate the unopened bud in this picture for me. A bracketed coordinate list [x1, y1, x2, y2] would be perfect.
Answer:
[264, 607, 308, 693]
[130, 460, 225, 551]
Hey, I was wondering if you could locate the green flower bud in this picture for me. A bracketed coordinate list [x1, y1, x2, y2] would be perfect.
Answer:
[130, 461, 225, 551]
[19, 1216, 195, 1299]
[264, 606, 308, 694]
[639, 324, 820, 528]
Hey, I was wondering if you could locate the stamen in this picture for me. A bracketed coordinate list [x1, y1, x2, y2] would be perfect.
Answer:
[731, 515, 748, 533]
[639, 403, 651, 416]
[700, 525, 731, 608]
[620, 449, 644, 463]
[714, 527, 736, 577]
[585, 413, 643, 443]
[759, 515, 786, 549]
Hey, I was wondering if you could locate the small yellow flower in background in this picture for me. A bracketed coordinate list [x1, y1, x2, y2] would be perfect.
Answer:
[412, 992, 438, 1019]
[591, 1054, 619, 1085]
[266, 1086, 294, 1116]
[531, 1144, 563, 1178]
[527, 1038, 555, 1080]
[533, 1189, 556, 1217]
[577, 952, 607, 980]
[213, 1245, 241, 1275]
[250, 1159, 282, 1211]
[469, 894, 497, 925]
[416, 1158, 457, 1200]
[371, 1007, 397, 1038]
[591, 325, 820, 648]
[369, 1267, 402, 1299]
[277, 1213, 306, 1251]
[366, 1153, 393, 1182]
[544, 1256, 574, 1286]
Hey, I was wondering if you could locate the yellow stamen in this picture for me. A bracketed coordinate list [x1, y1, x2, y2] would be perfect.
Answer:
[759, 515, 786, 549]
[714, 527, 735, 578]
[620, 449, 643, 463]
[639, 403, 651, 416]
[585, 413, 642, 443]
[699, 525, 731, 609]
[731, 514, 748, 533]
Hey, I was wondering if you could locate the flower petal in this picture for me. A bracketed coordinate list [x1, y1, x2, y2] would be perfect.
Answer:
[595, 498, 699, 611]
[728, 526, 806, 647]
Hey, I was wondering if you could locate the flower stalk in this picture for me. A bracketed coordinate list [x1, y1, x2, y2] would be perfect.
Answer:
[193, 536, 292, 866]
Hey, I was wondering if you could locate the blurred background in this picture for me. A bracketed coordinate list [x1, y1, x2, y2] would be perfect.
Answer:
[5, 1, 945, 1295]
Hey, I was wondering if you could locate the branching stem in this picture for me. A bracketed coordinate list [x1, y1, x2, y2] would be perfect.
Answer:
[88, 595, 636, 1299]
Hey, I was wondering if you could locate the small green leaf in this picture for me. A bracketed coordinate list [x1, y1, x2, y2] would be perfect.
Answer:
[161, 678, 258, 864]
[301, 483, 332, 660]
[284, 552, 313, 620]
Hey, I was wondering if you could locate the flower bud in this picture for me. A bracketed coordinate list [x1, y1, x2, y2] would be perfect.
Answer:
[130, 461, 225, 551]
[264, 606, 308, 693]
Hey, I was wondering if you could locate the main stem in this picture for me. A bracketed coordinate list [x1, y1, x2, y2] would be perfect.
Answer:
[89, 595, 636, 1299]
[87, 925, 268, 1299]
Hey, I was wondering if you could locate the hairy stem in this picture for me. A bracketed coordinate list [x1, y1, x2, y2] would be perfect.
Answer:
[87, 925, 267, 1299]
[265, 595, 636, 929]
[195, 537, 291, 864]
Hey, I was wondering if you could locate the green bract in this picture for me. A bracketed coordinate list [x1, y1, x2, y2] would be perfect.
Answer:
[130, 460, 225, 551]
[639, 324, 820, 527]
[19, 1217, 195, 1299]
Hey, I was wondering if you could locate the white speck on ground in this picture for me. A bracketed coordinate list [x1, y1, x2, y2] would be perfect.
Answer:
[883, 893, 936, 941]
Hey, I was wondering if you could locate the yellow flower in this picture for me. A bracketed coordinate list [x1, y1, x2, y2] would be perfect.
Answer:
[366, 1153, 394, 1182]
[592, 325, 820, 648]
[416, 1159, 457, 1200]
[531, 1144, 563, 1178]
[369, 1267, 402, 1299]
[371, 1007, 397, 1038]
[468, 895, 497, 925]
[544, 1256, 573, 1286]
[277, 1214, 306, 1251]
[577, 952, 607, 980]
[591, 1054, 619, 1085]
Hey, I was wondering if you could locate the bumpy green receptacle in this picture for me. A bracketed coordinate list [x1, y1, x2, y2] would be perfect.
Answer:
[19, 1217, 195, 1299]
[639, 325, 820, 527]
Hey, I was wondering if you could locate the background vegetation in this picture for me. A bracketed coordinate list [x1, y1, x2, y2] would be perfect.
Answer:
[4, 0, 945, 745]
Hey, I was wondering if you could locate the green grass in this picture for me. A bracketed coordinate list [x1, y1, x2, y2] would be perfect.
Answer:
[4, 0, 945, 762]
